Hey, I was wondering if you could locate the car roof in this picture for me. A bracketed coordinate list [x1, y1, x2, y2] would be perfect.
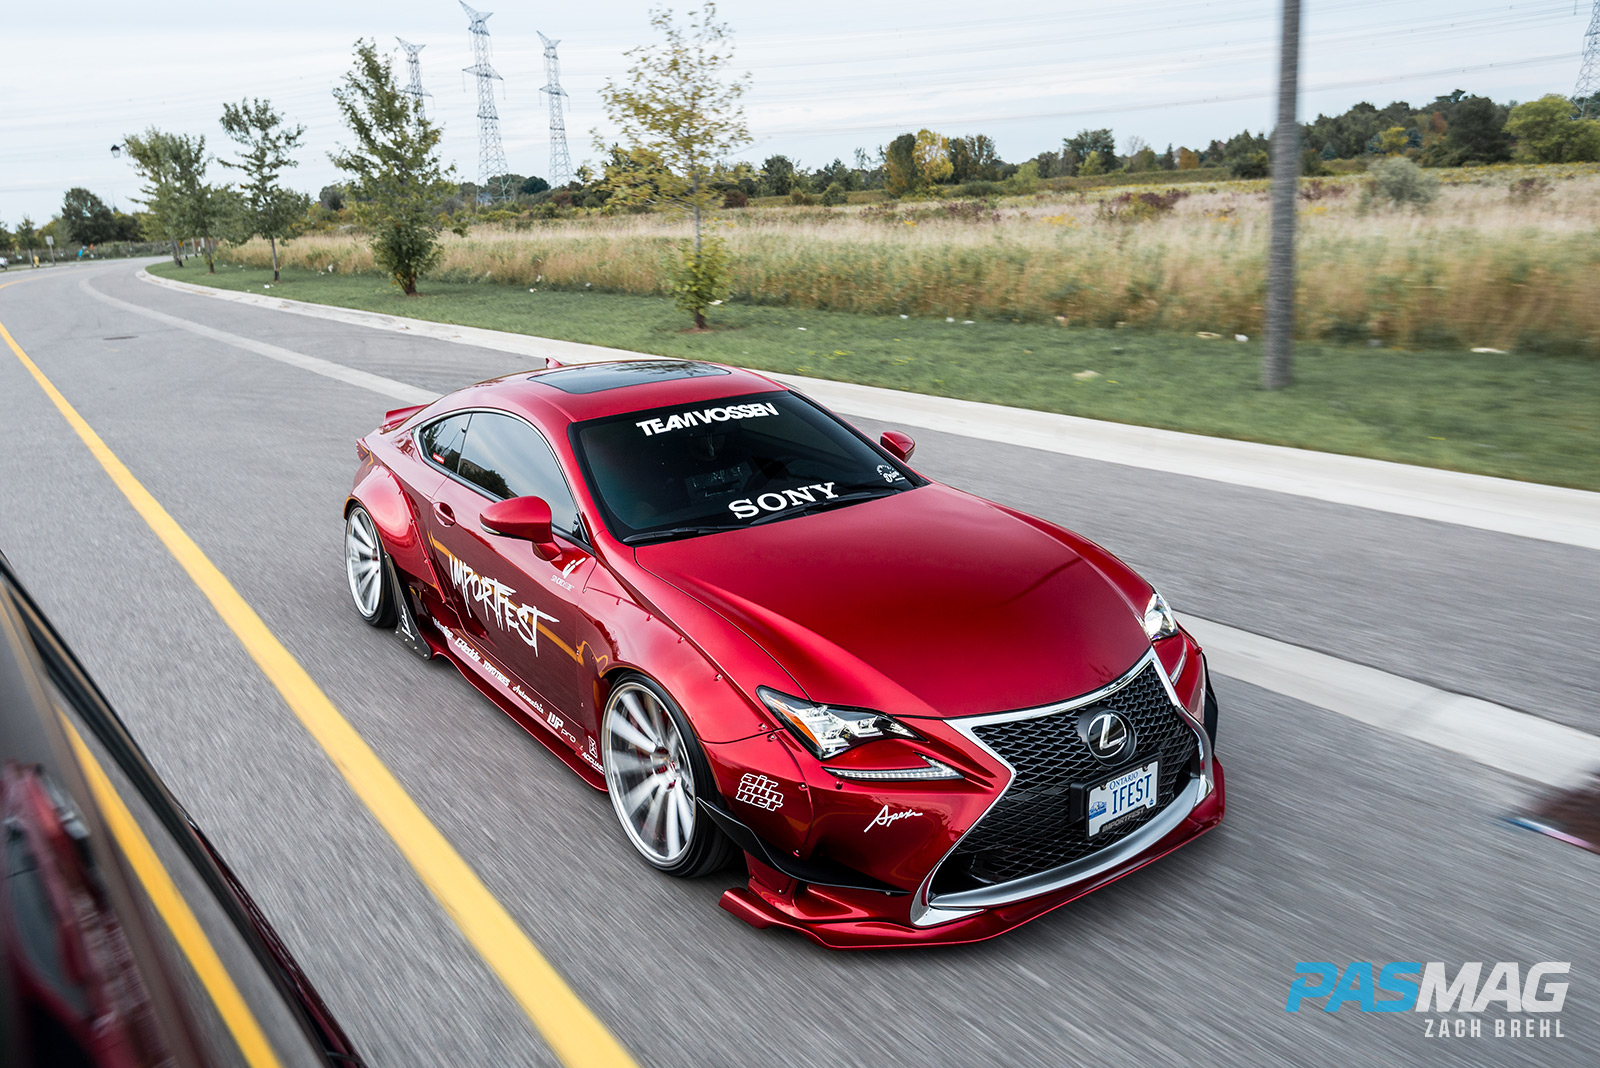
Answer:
[436, 360, 790, 428]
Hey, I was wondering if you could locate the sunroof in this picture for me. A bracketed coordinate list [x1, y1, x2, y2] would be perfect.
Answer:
[530, 361, 730, 395]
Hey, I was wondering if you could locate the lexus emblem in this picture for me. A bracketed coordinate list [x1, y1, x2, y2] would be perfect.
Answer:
[1081, 709, 1134, 762]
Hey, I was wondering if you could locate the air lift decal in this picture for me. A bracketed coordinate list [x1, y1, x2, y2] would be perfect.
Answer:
[728, 482, 838, 520]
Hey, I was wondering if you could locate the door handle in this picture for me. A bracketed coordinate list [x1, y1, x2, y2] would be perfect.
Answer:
[433, 501, 456, 526]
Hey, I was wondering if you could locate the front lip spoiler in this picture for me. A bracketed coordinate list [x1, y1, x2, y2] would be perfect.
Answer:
[699, 799, 908, 896]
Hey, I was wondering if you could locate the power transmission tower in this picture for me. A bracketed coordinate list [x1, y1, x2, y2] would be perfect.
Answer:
[1577, 1, 1600, 117]
[538, 32, 573, 188]
[459, 2, 512, 202]
[397, 38, 432, 121]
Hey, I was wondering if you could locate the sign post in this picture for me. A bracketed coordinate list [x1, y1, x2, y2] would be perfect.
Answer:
[45, 235, 55, 266]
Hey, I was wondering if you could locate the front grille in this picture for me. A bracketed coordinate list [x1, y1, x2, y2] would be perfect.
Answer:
[934, 661, 1197, 892]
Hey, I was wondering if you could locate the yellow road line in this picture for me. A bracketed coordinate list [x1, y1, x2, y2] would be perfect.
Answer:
[62, 717, 285, 1068]
[1, 296, 638, 1068]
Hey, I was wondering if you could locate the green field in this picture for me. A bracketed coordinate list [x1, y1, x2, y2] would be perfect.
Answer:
[150, 260, 1600, 491]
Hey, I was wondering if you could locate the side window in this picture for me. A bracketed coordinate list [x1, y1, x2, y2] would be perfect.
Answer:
[455, 413, 583, 538]
[419, 414, 470, 472]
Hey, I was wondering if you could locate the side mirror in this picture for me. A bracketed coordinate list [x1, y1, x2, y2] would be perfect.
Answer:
[880, 430, 916, 462]
[480, 496, 561, 560]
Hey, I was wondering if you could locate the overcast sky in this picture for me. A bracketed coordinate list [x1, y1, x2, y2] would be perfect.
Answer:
[1, 0, 1589, 223]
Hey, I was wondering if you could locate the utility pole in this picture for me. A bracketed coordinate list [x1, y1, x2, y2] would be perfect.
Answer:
[1576, 1, 1600, 117]
[538, 32, 573, 189]
[397, 38, 433, 121]
[459, 2, 512, 203]
[1262, 0, 1300, 391]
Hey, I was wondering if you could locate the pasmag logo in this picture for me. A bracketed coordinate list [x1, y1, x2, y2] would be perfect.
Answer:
[1286, 961, 1571, 1041]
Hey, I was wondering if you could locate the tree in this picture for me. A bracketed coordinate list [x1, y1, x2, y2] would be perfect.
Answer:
[219, 98, 311, 281]
[1505, 95, 1600, 163]
[1176, 146, 1201, 170]
[599, 3, 751, 328]
[166, 134, 235, 273]
[1441, 95, 1510, 164]
[330, 39, 455, 296]
[16, 216, 37, 263]
[60, 188, 118, 245]
[912, 129, 953, 187]
[123, 129, 197, 267]
[520, 175, 551, 196]
[883, 134, 917, 196]
[760, 154, 794, 196]
[948, 134, 998, 182]
[1077, 150, 1107, 177]
[1064, 129, 1116, 174]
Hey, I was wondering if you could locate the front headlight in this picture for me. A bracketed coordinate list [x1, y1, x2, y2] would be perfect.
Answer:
[1142, 591, 1179, 641]
[757, 687, 917, 759]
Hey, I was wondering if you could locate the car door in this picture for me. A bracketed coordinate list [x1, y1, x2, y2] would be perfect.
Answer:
[423, 411, 595, 739]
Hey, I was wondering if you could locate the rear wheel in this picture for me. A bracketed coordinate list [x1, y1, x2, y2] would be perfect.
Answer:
[602, 676, 735, 877]
[344, 505, 396, 628]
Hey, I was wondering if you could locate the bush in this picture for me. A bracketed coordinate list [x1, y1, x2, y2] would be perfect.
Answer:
[789, 190, 814, 206]
[820, 182, 848, 207]
[1508, 176, 1551, 204]
[1095, 188, 1190, 223]
[722, 188, 750, 209]
[667, 236, 730, 329]
[1230, 151, 1270, 179]
[1361, 157, 1440, 210]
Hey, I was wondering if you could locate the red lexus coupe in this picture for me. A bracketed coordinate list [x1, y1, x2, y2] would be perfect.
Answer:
[344, 360, 1224, 948]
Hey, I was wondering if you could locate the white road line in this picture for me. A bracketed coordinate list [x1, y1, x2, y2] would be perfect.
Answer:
[124, 269, 1598, 782]
[84, 279, 434, 404]
[140, 268, 1600, 553]
[1182, 617, 1600, 789]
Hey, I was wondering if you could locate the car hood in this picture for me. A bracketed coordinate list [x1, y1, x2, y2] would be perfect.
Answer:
[634, 484, 1152, 718]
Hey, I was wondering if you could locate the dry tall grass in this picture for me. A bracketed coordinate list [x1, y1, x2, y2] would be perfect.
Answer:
[225, 164, 1600, 350]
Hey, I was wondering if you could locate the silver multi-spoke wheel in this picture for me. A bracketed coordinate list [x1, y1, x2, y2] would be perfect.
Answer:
[603, 681, 700, 868]
[344, 507, 391, 625]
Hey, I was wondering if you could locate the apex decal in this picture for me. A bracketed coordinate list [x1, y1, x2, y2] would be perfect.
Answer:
[444, 548, 559, 652]
[864, 804, 924, 832]
[636, 402, 780, 437]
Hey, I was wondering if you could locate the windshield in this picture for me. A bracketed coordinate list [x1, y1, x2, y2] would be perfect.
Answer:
[574, 391, 919, 544]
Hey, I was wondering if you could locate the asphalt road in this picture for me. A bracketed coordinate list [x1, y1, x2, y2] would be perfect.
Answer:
[1, 259, 1594, 1068]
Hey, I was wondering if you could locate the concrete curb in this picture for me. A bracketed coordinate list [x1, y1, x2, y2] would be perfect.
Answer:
[139, 268, 1600, 552]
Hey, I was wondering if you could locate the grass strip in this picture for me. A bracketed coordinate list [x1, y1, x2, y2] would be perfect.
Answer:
[150, 260, 1599, 491]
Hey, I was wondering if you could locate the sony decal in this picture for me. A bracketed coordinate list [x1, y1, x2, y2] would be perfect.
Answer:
[728, 482, 838, 520]
[636, 402, 781, 437]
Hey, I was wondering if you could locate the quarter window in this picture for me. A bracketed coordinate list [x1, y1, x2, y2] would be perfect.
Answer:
[418, 414, 470, 473]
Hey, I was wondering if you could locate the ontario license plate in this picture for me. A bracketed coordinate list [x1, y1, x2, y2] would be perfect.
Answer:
[1087, 760, 1159, 837]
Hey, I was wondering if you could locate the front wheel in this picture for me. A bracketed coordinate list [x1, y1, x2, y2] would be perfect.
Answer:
[601, 676, 736, 878]
[344, 505, 396, 628]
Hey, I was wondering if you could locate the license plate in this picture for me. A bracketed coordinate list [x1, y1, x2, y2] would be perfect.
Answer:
[1087, 760, 1159, 837]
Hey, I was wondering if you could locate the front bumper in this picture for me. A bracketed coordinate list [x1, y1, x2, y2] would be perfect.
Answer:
[720, 760, 1224, 948]
[712, 635, 1224, 948]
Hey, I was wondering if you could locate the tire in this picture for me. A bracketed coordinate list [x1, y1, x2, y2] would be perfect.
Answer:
[344, 504, 396, 628]
[601, 674, 737, 878]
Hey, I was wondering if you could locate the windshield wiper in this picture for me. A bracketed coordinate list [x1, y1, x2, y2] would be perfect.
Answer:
[746, 489, 897, 526]
[623, 524, 734, 546]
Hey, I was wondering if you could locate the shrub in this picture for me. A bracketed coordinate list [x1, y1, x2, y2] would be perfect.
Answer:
[1095, 188, 1190, 223]
[1361, 157, 1440, 210]
[1508, 176, 1551, 204]
[820, 182, 848, 207]
[1230, 151, 1270, 179]
[789, 190, 815, 206]
[722, 188, 750, 209]
[667, 235, 730, 329]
